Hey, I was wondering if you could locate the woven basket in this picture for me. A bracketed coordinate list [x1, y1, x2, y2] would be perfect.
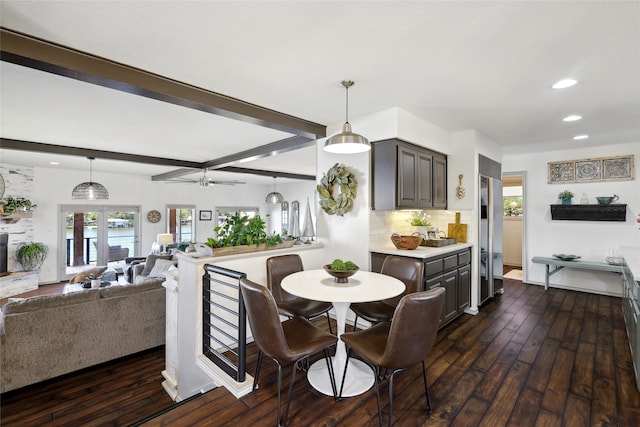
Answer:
[390, 233, 422, 250]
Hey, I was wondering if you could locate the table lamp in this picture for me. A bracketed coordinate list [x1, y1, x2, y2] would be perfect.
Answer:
[156, 233, 174, 255]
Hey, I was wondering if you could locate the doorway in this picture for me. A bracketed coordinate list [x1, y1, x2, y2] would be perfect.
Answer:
[502, 172, 526, 281]
[59, 205, 141, 281]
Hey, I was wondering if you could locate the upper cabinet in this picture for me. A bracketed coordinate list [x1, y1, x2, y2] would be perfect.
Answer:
[371, 138, 447, 210]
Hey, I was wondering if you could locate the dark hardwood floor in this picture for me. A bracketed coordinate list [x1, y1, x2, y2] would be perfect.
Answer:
[2, 278, 639, 426]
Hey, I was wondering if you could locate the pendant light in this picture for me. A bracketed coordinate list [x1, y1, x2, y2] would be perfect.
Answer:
[72, 157, 109, 200]
[324, 80, 371, 154]
[265, 176, 284, 204]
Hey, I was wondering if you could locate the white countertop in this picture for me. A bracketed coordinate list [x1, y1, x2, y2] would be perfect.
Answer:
[370, 242, 473, 259]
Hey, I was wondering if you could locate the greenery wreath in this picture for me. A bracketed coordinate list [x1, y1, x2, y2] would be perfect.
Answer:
[317, 163, 358, 216]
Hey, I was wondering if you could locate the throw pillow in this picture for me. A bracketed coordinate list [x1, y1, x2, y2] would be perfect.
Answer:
[141, 254, 172, 276]
[148, 259, 175, 278]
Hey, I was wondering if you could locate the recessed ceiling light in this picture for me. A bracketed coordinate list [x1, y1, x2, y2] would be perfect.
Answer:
[573, 134, 589, 140]
[552, 79, 577, 89]
[49, 161, 60, 165]
[563, 115, 582, 122]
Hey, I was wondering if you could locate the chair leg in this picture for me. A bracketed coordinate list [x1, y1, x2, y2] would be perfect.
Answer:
[275, 360, 284, 427]
[282, 362, 298, 427]
[338, 348, 352, 400]
[387, 370, 401, 427]
[325, 312, 334, 334]
[323, 348, 338, 400]
[374, 367, 383, 427]
[253, 351, 264, 392]
[421, 360, 432, 413]
[353, 314, 359, 331]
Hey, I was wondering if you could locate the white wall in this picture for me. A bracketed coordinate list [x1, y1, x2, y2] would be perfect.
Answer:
[504, 141, 640, 295]
[12, 163, 315, 283]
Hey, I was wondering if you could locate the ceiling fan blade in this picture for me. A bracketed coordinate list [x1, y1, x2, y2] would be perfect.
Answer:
[209, 180, 246, 186]
[164, 179, 199, 184]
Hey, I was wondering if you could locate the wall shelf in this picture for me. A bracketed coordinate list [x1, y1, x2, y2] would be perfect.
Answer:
[0, 211, 33, 223]
[550, 204, 627, 221]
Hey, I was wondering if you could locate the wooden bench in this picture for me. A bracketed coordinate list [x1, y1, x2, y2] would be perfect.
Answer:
[532, 256, 623, 290]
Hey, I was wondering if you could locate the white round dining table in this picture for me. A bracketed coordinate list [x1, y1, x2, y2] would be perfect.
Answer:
[280, 269, 405, 397]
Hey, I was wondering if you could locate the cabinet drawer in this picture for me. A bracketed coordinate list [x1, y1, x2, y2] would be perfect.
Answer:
[425, 258, 443, 278]
[443, 254, 458, 271]
[458, 250, 471, 266]
[426, 275, 443, 289]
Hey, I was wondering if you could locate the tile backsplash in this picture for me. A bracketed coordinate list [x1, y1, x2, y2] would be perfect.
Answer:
[370, 209, 473, 246]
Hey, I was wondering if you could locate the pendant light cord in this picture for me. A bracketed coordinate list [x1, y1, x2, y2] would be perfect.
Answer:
[345, 84, 349, 124]
[88, 156, 94, 183]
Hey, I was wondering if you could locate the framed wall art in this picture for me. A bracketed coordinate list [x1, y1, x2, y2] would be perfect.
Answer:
[548, 155, 634, 184]
[199, 210, 212, 221]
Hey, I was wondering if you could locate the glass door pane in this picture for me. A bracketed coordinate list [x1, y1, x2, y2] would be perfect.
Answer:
[106, 208, 139, 264]
[166, 206, 195, 248]
[60, 205, 140, 281]
[63, 208, 100, 279]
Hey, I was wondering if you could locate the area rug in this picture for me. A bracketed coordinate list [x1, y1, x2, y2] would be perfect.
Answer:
[504, 269, 523, 280]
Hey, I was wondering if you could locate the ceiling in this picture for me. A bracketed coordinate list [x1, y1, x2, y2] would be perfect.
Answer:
[1, 1, 639, 184]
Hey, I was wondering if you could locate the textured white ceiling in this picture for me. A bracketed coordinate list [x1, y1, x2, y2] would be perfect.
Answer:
[1, 1, 639, 182]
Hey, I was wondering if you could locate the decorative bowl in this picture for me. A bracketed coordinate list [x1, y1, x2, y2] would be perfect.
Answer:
[323, 265, 359, 283]
[391, 233, 423, 250]
[596, 194, 619, 205]
[552, 254, 581, 261]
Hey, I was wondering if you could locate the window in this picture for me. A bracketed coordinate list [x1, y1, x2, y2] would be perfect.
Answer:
[215, 207, 260, 229]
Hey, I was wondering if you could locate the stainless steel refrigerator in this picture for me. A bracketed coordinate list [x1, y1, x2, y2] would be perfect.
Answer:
[479, 155, 503, 306]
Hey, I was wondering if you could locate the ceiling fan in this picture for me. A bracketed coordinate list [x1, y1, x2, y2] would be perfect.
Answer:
[165, 169, 245, 187]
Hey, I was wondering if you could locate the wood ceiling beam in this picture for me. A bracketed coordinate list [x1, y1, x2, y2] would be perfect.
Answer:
[0, 139, 204, 169]
[151, 136, 316, 181]
[0, 27, 326, 140]
[216, 166, 316, 181]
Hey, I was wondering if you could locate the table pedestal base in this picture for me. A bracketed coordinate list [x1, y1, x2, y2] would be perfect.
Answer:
[307, 357, 374, 397]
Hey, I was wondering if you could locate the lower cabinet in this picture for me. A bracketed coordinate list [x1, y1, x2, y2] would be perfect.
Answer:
[371, 248, 471, 329]
[425, 249, 471, 328]
[622, 262, 640, 391]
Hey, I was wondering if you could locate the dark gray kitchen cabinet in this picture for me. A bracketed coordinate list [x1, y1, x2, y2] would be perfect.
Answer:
[424, 248, 471, 327]
[622, 260, 640, 391]
[370, 247, 471, 329]
[433, 153, 447, 208]
[372, 138, 447, 210]
[442, 270, 458, 324]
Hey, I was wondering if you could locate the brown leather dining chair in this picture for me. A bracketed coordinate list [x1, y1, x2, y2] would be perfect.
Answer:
[239, 277, 338, 427]
[340, 287, 445, 427]
[266, 254, 334, 334]
[350, 255, 424, 329]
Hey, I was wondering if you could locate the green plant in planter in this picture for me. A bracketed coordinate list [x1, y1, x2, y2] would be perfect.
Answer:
[558, 189, 574, 205]
[15, 242, 48, 271]
[205, 213, 283, 249]
[409, 212, 432, 226]
[1, 196, 37, 215]
[558, 190, 574, 199]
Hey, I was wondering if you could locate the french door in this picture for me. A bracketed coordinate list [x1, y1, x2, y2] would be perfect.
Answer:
[59, 205, 140, 280]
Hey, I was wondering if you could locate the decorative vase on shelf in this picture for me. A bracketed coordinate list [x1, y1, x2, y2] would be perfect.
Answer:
[561, 198, 572, 205]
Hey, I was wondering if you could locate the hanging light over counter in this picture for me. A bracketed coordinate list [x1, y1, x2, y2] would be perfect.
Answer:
[324, 80, 371, 154]
[72, 157, 109, 200]
[265, 176, 284, 204]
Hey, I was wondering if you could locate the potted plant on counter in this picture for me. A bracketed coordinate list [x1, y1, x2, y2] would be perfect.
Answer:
[409, 212, 434, 238]
[15, 241, 48, 271]
[558, 190, 574, 205]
